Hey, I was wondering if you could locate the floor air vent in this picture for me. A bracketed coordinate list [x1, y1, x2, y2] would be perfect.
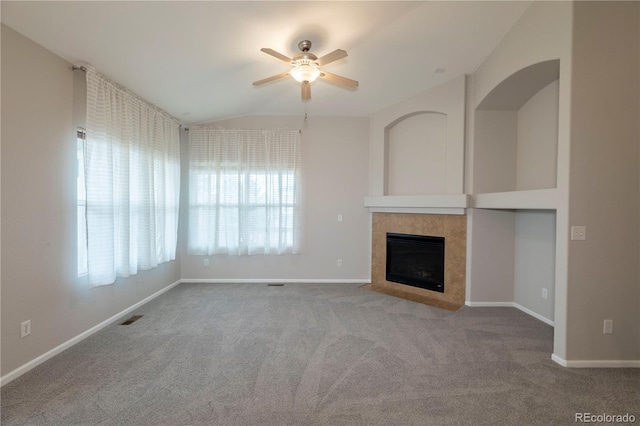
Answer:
[267, 283, 284, 287]
[120, 315, 143, 325]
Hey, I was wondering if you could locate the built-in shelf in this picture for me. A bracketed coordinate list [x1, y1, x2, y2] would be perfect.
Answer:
[364, 190, 558, 212]
[472, 188, 559, 210]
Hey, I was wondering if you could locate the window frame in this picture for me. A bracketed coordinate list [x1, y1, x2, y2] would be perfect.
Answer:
[77, 128, 88, 277]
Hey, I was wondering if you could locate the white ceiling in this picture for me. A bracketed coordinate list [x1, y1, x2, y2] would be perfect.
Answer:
[1, 1, 532, 125]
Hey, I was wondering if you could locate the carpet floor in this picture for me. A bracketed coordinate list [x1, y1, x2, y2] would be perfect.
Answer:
[1, 282, 638, 425]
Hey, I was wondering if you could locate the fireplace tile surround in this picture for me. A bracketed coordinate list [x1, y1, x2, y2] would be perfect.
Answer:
[371, 212, 466, 310]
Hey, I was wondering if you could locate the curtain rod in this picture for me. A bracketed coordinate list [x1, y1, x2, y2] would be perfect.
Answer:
[183, 128, 301, 133]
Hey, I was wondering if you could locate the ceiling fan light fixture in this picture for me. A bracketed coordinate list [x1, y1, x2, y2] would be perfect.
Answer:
[290, 62, 321, 83]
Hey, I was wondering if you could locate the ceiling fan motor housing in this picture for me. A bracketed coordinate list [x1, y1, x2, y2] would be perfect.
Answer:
[292, 54, 318, 64]
[298, 40, 313, 52]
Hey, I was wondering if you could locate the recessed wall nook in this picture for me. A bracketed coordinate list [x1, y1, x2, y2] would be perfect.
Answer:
[467, 59, 560, 325]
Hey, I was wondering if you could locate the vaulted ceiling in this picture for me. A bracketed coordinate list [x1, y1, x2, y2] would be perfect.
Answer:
[1, 1, 532, 124]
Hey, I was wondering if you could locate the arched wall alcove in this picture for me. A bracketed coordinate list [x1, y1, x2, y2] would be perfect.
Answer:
[473, 59, 560, 194]
[383, 111, 448, 196]
[367, 75, 466, 199]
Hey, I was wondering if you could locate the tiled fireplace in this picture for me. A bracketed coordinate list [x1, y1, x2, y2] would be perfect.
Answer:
[371, 212, 467, 310]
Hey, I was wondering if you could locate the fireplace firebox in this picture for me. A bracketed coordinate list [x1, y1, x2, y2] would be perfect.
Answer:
[386, 233, 445, 293]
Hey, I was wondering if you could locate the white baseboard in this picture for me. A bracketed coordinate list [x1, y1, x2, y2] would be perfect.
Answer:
[552, 354, 640, 368]
[551, 354, 568, 366]
[465, 301, 514, 307]
[181, 278, 371, 284]
[465, 301, 555, 326]
[0, 279, 181, 388]
[512, 303, 554, 327]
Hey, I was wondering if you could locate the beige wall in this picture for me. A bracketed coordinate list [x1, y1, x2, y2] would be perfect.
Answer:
[1, 24, 181, 377]
[514, 210, 556, 322]
[387, 113, 447, 196]
[472, 110, 518, 193]
[179, 115, 371, 282]
[466, 208, 515, 303]
[567, 1, 640, 361]
[516, 80, 559, 191]
[513, 81, 559, 323]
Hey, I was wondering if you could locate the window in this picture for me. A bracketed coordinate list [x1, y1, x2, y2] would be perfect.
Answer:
[77, 129, 87, 276]
[188, 128, 301, 255]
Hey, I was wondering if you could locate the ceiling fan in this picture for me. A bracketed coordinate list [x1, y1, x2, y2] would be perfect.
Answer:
[253, 40, 359, 101]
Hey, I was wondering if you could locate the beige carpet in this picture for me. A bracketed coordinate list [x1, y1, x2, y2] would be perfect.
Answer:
[2, 282, 638, 425]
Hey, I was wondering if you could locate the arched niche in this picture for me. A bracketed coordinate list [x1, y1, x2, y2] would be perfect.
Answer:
[473, 60, 560, 194]
[383, 111, 448, 196]
[477, 59, 560, 111]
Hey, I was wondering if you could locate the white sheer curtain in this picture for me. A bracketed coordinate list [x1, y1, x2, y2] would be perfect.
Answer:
[188, 127, 301, 255]
[85, 67, 181, 287]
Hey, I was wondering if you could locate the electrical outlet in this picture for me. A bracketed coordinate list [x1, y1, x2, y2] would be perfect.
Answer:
[571, 226, 586, 241]
[20, 320, 31, 338]
[603, 319, 613, 334]
[203, 258, 210, 267]
[542, 288, 548, 299]
[337, 214, 343, 222]
[337, 259, 343, 267]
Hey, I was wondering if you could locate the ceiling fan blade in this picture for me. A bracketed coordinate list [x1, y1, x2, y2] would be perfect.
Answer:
[301, 81, 311, 101]
[319, 71, 359, 88]
[253, 72, 289, 86]
[260, 48, 292, 63]
[317, 49, 348, 66]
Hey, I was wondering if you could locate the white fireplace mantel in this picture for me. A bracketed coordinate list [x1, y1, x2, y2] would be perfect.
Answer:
[364, 194, 470, 215]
